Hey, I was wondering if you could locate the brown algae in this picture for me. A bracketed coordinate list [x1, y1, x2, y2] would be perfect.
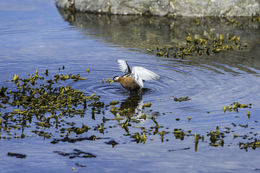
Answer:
[146, 33, 247, 59]
[0, 69, 259, 152]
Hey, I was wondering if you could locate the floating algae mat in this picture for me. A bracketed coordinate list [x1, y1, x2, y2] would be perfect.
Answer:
[146, 32, 247, 59]
[0, 67, 158, 142]
[0, 67, 95, 139]
[0, 67, 259, 151]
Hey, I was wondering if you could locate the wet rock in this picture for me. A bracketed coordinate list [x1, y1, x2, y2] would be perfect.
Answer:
[55, 0, 260, 16]
[7, 152, 26, 159]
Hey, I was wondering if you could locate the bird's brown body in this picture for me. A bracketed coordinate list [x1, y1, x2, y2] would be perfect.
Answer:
[114, 74, 140, 91]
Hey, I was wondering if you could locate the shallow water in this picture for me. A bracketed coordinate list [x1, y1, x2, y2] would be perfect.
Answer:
[0, 0, 260, 173]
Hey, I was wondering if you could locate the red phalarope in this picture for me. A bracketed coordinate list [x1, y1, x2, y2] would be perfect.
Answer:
[113, 59, 160, 91]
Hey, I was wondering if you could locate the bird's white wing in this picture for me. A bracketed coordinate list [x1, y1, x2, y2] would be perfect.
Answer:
[117, 59, 131, 73]
[132, 71, 144, 88]
[132, 66, 160, 81]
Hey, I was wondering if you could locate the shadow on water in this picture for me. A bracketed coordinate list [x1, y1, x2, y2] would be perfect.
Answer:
[57, 8, 260, 74]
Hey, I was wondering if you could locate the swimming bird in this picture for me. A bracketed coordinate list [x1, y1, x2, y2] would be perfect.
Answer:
[113, 59, 160, 91]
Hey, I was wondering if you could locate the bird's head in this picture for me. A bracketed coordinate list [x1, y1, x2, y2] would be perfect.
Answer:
[113, 76, 120, 82]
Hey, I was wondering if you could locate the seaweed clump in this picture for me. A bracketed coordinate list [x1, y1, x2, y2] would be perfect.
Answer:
[224, 102, 252, 112]
[0, 67, 99, 139]
[171, 96, 190, 102]
[146, 33, 247, 59]
[239, 140, 260, 151]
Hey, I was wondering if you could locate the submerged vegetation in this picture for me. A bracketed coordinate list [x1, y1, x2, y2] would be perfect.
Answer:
[0, 67, 259, 152]
[147, 32, 247, 59]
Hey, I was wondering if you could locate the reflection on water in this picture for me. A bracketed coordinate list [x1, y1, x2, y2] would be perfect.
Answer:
[58, 8, 260, 74]
[120, 91, 144, 117]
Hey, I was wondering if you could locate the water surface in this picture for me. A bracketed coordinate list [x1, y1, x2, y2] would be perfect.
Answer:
[0, 0, 260, 173]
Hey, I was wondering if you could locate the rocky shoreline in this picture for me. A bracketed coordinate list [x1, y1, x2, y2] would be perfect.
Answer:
[55, 0, 260, 17]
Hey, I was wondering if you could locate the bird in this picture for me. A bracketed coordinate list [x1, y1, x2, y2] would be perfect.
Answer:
[113, 59, 160, 91]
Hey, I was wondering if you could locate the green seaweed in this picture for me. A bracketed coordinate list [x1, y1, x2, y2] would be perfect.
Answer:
[146, 33, 247, 59]
[0, 68, 258, 152]
[171, 96, 190, 102]
[224, 102, 252, 112]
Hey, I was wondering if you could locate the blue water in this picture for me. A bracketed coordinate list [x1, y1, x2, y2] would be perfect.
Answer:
[0, 0, 260, 172]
